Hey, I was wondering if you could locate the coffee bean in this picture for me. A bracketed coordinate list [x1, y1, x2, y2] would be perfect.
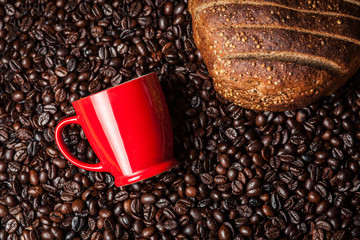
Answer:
[9, 59, 22, 72]
[130, 198, 141, 214]
[55, 88, 67, 103]
[237, 205, 253, 218]
[308, 190, 321, 204]
[129, 2, 143, 17]
[12, 91, 25, 102]
[91, 26, 104, 38]
[164, 220, 177, 230]
[343, 133, 355, 148]
[174, 202, 188, 215]
[0, 130, 9, 142]
[16, 128, 33, 140]
[137, 17, 152, 27]
[99, 209, 112, 218]
[100, 66, 116, 78]
[63, 180, 81, 195]
[72, 199, 85, 213]
[29, 170, 39, 185]
[0, 1, 359, 239]
[5, 218, 18, 233]
[174, 3, 186, 15]
[265, 226, 281, 239]
[0, 204, 8, 217]
[239, 226, 253, 237]
[218, 224, 232, 240]
[255, 114, 266, 126]
[316, 220, 331, 231]
[141, 193, 157, 204]
[185, 186, 198, 197]
[142, 226, 155, 238]
[38, 112, 51, 126]
[231, 180, 243, 193]
[28, 186, 44, 197]
[49, 211, 64, 223]
[114, 191, 129, 202]
[288, 210, 300, 224]
[55, 66, 68, 77]
[173, 14, 185, 25]
[72, 216, 85, 232]
[332, 230, 348, 240]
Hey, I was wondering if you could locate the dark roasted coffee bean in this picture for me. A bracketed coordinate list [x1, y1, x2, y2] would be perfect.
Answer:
[12, 91, 25, 102]
[28, 186, 44, 197]
[288, 210, 300, 224]
[142, 226, 155, 238]
[72, 199, 85, 213]
[38, 112, 51, 126]
[184, 173, 197, 185]
[141, 193, 157, 204]
[49, 211, 64, 223]
[163, 2, 174, 15]
[16, 128, 33, 140]
[5, 218, 18, 233]
[174, 2, 186, 15]
[239, 226, 253, 237]
[72, 216, 85, 232]
[137, 17, 152, 27]
[99, 209, 112, 218]
[0, 1, 359, 239]
[0, 204, 8, 218]
[55, 66, 68, 77]
[237, 205, 253, 218]
[265, 226, 281, 239]
[129, 2, 143, 17]
[218, 224, 232, 240]
[316, 220, 331, 231]
[164, 220, 177, 230]
[308, 190, 321, 204]
[114, 191, 129, 202]
[0, 130, 9, 142]
[185, 186, 198, 197]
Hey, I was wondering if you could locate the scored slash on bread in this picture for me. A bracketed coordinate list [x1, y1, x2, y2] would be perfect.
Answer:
[189, 0, 360, 111]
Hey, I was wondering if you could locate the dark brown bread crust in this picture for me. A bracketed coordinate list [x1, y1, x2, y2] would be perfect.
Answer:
[211, 59, 347, 111]
[189, 0, 360, 111]
[189, 0, 360, 19]
[196, 4, 360, 45]
[197, 26, 360, 74]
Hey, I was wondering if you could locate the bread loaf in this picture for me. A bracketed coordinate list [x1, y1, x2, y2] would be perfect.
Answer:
[189, 0, 360, 111]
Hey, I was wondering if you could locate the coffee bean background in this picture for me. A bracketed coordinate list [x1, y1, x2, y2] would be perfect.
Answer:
[0, 0, 360, 239]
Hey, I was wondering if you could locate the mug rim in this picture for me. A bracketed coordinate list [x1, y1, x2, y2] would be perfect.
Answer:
[73, 72, 156, 105]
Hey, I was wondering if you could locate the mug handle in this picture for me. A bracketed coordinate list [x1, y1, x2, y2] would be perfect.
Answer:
[55, 115, 104, 171]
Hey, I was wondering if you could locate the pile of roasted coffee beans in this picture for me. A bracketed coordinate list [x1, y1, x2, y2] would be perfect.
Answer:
[0, 0, 360, 239]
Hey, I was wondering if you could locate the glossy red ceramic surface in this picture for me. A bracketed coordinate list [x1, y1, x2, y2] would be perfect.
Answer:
[55, 72, 177, 186]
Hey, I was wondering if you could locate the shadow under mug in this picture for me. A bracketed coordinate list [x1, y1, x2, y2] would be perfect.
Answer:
[55, 72, 177, 187]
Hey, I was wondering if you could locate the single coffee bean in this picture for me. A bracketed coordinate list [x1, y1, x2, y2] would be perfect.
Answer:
[239, 226, 253, 237]
[218, 224, 232, 240]
[141, 193, 157, 204]
[12, 91, 25, 102]
[72, 199, 85, 213]
[54, 66, 68, 77]
[0, 204, 8, 217]
[308, 190, 321, 204]
[28, 186, 44, 197]
[185, 186, 198, 198]
[5, 218, 18, 233]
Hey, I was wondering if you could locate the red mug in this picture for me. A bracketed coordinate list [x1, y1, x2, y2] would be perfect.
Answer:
[55, 72, 177, 186]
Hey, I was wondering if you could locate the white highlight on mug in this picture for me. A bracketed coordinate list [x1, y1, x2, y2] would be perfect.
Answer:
[92, 92, 133, 175]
